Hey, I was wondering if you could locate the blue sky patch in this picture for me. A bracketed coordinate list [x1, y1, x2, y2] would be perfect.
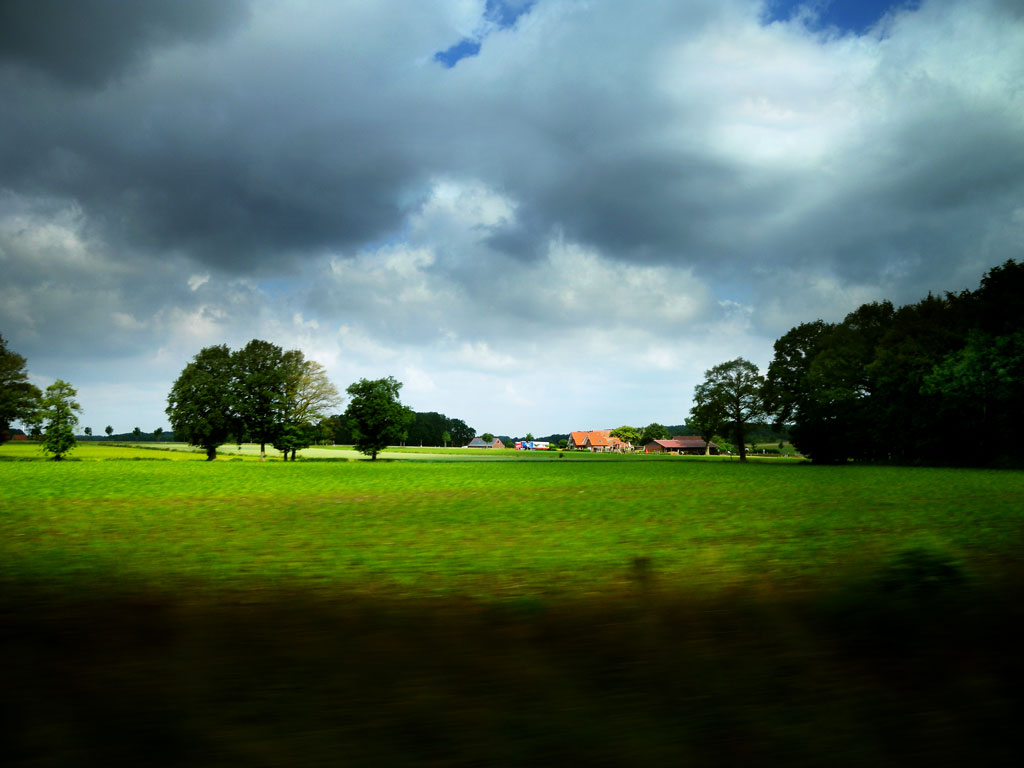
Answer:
[434, 38, 482, 68]
[434, 0, 536, 67]
[485, 0, 536, 29]
[766, 0, 919, 35]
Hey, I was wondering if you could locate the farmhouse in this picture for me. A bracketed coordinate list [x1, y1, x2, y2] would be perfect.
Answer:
[466, 437, 503, 449]
[570, 430, 633, 453]
[645, 436, 719, 455]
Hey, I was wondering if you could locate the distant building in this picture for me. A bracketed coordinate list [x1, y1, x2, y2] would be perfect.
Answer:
[644, 436, 719, 455]
[568, 430, 633, 453]
[467, 437, 503, 449]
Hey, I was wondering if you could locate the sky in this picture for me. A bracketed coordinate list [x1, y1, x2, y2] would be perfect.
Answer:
[2, 0, 1023, 437]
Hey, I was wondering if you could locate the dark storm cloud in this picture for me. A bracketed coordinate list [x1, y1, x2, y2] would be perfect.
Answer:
[0, 22, 434, 272]
[0, 0, 249, 89]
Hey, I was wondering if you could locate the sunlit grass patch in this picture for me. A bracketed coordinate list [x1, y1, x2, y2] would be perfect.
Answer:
[2, 459, 1022, 599]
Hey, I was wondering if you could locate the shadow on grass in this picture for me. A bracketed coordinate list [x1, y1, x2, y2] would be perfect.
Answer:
[3, 557, 1023, 766]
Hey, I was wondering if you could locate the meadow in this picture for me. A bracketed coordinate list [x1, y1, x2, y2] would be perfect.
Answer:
[2, 450, 1023, 765]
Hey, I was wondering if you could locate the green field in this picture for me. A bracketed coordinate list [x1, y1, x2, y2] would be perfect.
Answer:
[2, 455, 1023, 765]
[2, 457, 1021, 597]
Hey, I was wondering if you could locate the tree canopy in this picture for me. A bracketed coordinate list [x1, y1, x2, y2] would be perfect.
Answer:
[765, 259, 1024, 465]
[40, 379, 81, 460]
[0, 333, 42, 445]
[167, 340, 342, 461]
[344, 376, 414, 460]
[693, 359, 765, 462]
[166, 344, 237, 461]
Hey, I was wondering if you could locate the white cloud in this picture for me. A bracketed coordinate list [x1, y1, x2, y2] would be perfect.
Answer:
[2, 0, 1022, 434]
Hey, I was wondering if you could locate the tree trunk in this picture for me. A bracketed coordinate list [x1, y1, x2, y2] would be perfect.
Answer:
[206, 446, 217, 461]
[291, 448, 297, 461]
[260, 441, 266, 461]
[736, 424, 747, 462]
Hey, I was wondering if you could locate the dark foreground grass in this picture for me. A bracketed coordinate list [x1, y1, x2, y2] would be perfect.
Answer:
[2, 459, 1023, 765]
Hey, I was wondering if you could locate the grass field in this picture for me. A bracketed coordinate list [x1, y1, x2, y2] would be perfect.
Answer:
[2, 454, 1023, 765]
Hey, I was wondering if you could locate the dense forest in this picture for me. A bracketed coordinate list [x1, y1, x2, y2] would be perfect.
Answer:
[765, 260, 1023, 466]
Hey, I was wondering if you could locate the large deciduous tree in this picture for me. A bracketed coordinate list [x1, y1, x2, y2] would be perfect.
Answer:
[274, 352, 342, 460]
[166, 344, 237, 461]
[40, 379, 81, 460]
[1, 333, 42, 445]
[344, 376, 414, 461]
[232, 339, 291, 461]
[693, 358, 766, 462]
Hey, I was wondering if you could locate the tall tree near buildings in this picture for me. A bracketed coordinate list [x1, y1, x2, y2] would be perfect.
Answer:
[693, 359, 766, 462]
[609, 425, 641, 448]
[233, 339, 290, 461]
[344, 376, 414, 460]
[166, 345, 237, 460]
[0, 333, 42, 445]
[446, 418, 475, 447]
[40, 379, 81, 460]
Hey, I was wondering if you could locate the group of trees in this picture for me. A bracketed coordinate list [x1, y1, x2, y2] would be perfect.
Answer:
[168, 340, 421, 461]
[167, 340, 343, 461]
[762, 259, 1023, 465]
[1, 333, 82, 459]
[688, 259, 1024, 466]
[405, 411, 475, 448]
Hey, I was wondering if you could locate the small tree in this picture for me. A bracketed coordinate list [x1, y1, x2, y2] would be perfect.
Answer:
[442, 430, 451, 447]
[132, 426, 142, 439]
[40, 379, 81, 460]
[105, 425, 113, 438]
[482, 432, 495, 443]
[84, 426, 92, 437]
[154, 427, 164, 442]
[344, 376, 414, 460]
[688, 397, 726, 456]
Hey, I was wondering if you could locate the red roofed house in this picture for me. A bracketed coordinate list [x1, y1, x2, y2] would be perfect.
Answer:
[567, 431, 590, 450]
[645, 436, 719, 455]
[568, 430, 634, 453]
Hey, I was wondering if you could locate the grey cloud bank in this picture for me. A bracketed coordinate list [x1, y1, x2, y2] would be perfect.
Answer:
[1, 0, 1022, 436]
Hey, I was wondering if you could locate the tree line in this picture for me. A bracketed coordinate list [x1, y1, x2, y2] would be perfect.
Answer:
[689, 259, 1024, 465]
[168, 340, 479, 461]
